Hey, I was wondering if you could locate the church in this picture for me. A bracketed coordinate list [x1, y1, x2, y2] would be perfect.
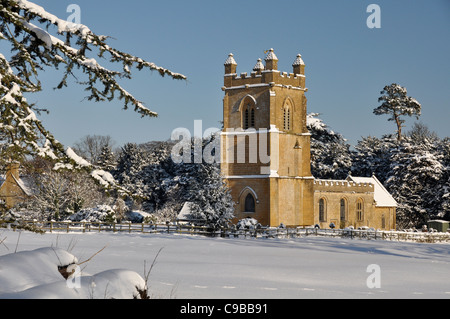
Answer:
[220, 49, 397, 230]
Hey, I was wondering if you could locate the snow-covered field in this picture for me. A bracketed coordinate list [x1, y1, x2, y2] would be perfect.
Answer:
[0, 229, 449, 299]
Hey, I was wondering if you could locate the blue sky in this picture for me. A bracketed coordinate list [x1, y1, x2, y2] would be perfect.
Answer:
[27, 0, 450, 148]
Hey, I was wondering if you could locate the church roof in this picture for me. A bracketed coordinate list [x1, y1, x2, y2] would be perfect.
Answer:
[347, 175, 397, 207]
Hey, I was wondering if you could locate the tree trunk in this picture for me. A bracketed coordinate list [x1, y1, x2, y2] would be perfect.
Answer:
[394, 114, 402, 141]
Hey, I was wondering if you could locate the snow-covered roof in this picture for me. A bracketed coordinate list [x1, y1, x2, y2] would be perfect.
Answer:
[347, 175, 397, 207]
[224, 53, 237, 65]
[177, 202, 194, 220]
[0, 173, 33, 196]
[292, 54, 305, 66]
[264, 48, 278, 61]
[13, 175, 34, 196]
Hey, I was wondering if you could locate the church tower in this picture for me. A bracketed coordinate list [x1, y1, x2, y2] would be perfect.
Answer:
[221, 49, 315, 227]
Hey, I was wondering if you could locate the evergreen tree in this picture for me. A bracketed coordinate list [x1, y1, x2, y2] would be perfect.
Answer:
[96, 145, 116, 172]
[114, 143, 148, 205]
[0, 0, 185, 187]
[307, 113, 352, 179]
[185, 163, 235, 228]
[351, 135, 397, 184]
[141, 142, 173, 211]
[373, 83, 421, 141]
[386, 137, 444, 228]
[437, 138, 450, 219]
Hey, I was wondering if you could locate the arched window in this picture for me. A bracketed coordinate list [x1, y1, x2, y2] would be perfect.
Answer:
[319, 198, 326, 222]
[244, 107, 249, 129]
[241, 96, 256, 130]
[283, 106, 291, 131]
[340, 198, 347, 221]
[283, 98, 293, 131]
[250, 108, 255, 128]
[356, 198, 364, 221]
[244, 193, 255, 213]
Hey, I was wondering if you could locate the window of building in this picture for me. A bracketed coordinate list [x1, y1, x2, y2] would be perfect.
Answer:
[250, 108, 255, 128]
[244, 193, 255, 213]
[319, 198, 326, 222]
[340, 198, 346, 221]
[244, 107, 249, 129]
[242, 98, 256, 130]
[356, 198, 364, 221]
[283, 106, 291, 131]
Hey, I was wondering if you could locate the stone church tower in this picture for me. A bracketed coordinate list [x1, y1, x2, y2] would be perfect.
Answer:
[220, 49, 397, 230]
[220, 49, 315, 227]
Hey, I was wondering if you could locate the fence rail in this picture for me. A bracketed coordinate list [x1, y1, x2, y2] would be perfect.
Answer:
[2, 220, 450, 243]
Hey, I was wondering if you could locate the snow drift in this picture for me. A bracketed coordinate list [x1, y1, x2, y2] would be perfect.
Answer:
[0, 247, 146, 299]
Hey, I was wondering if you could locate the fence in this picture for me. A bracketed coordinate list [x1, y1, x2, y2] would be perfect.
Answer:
[3, 220, 450, 243]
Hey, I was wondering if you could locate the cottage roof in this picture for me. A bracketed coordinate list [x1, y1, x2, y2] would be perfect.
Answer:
[13, 175, 34, 196]
[346, 175, 397, 207]
[177, 202, 194, 221]
[0, 173, 34, 197]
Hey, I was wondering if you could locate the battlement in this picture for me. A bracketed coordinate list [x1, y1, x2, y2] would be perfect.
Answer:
[223, 49, 306, 90]
[314, 179, 374, 193]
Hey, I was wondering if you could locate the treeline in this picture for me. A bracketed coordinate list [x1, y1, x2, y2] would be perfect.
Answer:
[308, 114, 449, 229]
[7, 135, 234, 228]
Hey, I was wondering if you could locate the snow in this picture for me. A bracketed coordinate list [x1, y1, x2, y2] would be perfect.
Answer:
[177, 202, 194, 221]
[0, 244, 146, 299]
[292, 54, 305, 66]
[224, 53, 237, 65]
[1, 229, 449, 299]
[66, 147, 91, 167]
[253, 58, 265, 71]
[17, 0, 92, 36]
[347, 175, 398, 207]
[264, 48, 278, 61]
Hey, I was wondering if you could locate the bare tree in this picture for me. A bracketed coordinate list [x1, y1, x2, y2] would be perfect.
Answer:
[72, 135, 116, 164]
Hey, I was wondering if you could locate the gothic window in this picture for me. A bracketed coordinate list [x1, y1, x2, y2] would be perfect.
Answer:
[244, 108, 249, 129]
[283, 107, 291, 130]
[244, 193, 256, 213]
[340, 198, 347, 221]
[250, 108, 255, 128]
[241, 97, 256, 129]
[356, 198, 364, 221]
[283, 99, 293, 131]
[319, 198, 326, 222]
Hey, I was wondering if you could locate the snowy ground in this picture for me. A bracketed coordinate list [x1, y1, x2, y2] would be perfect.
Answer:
[0, 229, 449, 299]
